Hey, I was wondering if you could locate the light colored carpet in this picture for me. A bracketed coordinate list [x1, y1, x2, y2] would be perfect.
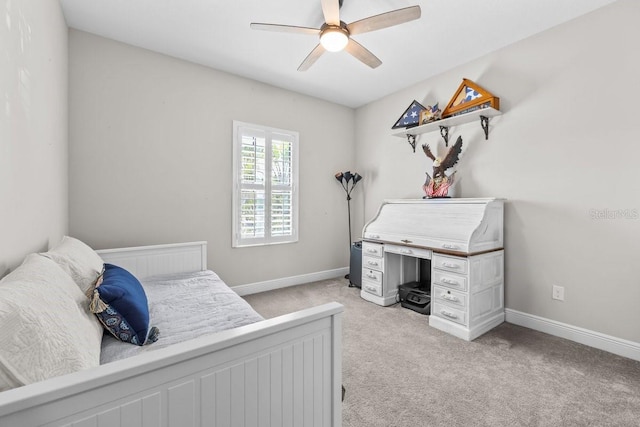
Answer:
[243, 277, 640, 427]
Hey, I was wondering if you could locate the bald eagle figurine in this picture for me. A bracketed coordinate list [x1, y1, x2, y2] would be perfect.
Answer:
[422, 136, 463, 198]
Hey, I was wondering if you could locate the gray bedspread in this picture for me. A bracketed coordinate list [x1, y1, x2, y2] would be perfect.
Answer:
[100, 270, 264, 364]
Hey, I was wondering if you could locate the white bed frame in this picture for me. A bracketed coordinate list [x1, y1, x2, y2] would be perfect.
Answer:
[0, 241, 343, 427]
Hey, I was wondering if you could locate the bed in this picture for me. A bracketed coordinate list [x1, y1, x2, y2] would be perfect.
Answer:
[0, 240, 343, 427]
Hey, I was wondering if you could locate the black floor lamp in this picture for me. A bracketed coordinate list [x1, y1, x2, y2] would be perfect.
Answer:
[335, 171, 363, 282]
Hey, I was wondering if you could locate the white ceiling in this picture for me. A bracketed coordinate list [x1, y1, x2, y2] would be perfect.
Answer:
[60, 0, 617, 108]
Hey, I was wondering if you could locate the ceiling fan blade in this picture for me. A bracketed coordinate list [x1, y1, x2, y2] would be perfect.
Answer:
[298, 44, 326, 71]
[347, 5, 421, 36]
[250, 23, 320, 36]
[345, 39, 382, 69]
[321, 0, 341, 25]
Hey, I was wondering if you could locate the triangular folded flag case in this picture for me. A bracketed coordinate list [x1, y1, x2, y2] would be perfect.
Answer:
[391, 100, 426, 129]
[442, 78, 499, 118]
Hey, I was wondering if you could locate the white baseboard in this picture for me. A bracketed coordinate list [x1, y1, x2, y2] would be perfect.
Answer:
[505, 308, 640, 362]
[232, 267, 350, 296]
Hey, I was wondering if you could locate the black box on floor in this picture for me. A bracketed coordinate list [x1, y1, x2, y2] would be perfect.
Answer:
[348, 241, 362, 288]
[398, 282, 431, 315]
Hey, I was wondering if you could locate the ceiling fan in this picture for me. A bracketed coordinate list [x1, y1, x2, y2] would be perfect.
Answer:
[250, 0, 421, 71]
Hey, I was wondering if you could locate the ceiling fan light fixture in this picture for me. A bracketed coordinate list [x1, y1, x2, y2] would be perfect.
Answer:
[251, 3, 422, 70]
[320, 26, 349, 52]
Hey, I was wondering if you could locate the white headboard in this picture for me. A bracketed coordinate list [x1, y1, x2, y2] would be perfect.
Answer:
[96, 241, 207, 279]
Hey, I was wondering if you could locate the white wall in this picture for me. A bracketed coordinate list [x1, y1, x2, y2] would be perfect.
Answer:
[68, 31, 357, 286]
[0, 0, 68, 276]
[355, 0, 640, 343]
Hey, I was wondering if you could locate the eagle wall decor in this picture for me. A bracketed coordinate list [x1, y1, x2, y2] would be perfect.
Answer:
[422, 136, 463, 198]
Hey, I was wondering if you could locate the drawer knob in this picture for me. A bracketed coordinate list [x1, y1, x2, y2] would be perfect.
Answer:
[442, 294, 459, 303]
[441, 278, 458, 285]
[442, 262, 460, 269]
[366, 273, 377, 280]
[441, 310, 458, 319]
[367, 261, 379, 267]
[400, 249, 412, 254]
[443, 244, 460, 249]
[366, 248, 378, 253]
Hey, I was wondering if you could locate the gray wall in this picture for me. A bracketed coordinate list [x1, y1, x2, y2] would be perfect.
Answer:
[355, 0, 640, 343]
[10, 0, 631, 346]
[0, 0, 68, 276]
[68, 31, 357, 286]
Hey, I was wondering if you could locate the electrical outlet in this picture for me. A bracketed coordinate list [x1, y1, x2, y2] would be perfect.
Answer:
[552, 285, 565, 301]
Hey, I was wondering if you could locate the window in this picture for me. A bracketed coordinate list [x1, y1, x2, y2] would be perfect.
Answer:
[232, 121, 299, 247]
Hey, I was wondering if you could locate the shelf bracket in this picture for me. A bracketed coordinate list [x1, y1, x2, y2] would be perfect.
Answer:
[480, 115, 490, 140]
[439, 126, 450, 147]
[406, 134, 417, 152]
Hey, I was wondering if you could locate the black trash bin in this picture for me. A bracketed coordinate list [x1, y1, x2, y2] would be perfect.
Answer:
[348, 241, 362, 288]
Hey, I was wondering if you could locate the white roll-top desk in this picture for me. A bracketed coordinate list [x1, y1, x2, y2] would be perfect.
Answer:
[361, 198, 505, 341]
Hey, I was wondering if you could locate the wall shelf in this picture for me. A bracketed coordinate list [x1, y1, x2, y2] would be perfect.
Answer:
[392, 107, 502, 151]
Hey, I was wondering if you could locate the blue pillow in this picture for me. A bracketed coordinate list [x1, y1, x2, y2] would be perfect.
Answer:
[89, 264, 159, 346]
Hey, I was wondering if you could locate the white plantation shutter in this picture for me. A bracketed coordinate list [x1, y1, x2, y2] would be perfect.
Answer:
[233, 121, 299, 247]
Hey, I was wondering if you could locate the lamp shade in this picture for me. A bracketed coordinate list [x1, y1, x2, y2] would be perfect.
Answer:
[343, 171, 353, 182]
[320, 27, 349, 52]
[352, 173, 362, 184]
[334, 172, 344, 182]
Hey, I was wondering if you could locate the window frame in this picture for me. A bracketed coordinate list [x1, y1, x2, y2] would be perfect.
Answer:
[232, 120, 299, 248]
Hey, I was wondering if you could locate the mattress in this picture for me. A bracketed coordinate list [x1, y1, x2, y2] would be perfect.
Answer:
[100, 270, 264, 364]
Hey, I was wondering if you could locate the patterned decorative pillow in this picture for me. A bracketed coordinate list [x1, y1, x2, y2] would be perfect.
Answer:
[90, 264, 159, 346]
[0, 254, 103, 390]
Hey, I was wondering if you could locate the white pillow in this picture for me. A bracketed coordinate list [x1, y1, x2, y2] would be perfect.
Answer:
[0, 254, 103, 391]
[41, 236, 104, 295]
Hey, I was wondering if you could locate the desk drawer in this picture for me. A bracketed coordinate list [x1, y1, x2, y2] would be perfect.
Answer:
[363, 255, 384, 270]
[362, 241, 383, 258]
[362, 268, 382, 286]
[432, 302, 467, 326]
[433, 285, 467, 309]
[433, 254, 468, 274]
[384, 244, 431, 259]
[432, 270, 467, 291]
[362, 279, 382, 297]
